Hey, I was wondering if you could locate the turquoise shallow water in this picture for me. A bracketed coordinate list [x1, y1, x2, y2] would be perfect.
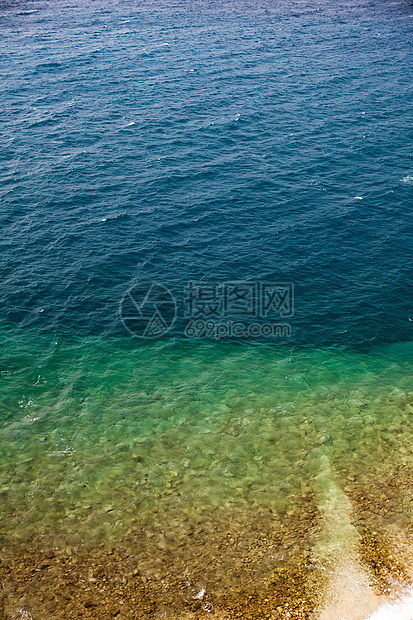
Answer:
[2, 328, 413, 548]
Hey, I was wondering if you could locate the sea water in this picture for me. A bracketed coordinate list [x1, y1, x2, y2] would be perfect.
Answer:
[1, 0, 413, 616]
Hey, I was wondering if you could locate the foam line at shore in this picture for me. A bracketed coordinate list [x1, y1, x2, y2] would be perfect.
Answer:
[366, 590, 413, 619]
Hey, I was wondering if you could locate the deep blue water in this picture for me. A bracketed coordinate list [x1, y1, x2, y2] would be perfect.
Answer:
[0, 0, 412, 348]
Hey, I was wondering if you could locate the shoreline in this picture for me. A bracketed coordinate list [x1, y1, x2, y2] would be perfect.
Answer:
[2, 470, 413, 620]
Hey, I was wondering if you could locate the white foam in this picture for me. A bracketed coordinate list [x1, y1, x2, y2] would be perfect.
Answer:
[120, 121, 135, 130]
[366, 590, 413, 619]
[314, 453, 383, 620]
[193, 587, 206, 599]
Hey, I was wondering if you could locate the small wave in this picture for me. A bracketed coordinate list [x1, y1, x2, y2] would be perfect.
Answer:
[28, 117, 55, 128]
[48, 446, 76, 456]
[99, 212, 128, 223]
[401, 175, 413, 183]
[35, 61, 63, 70]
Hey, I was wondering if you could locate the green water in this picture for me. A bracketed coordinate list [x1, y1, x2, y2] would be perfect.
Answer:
[1, 329, 413, 546]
